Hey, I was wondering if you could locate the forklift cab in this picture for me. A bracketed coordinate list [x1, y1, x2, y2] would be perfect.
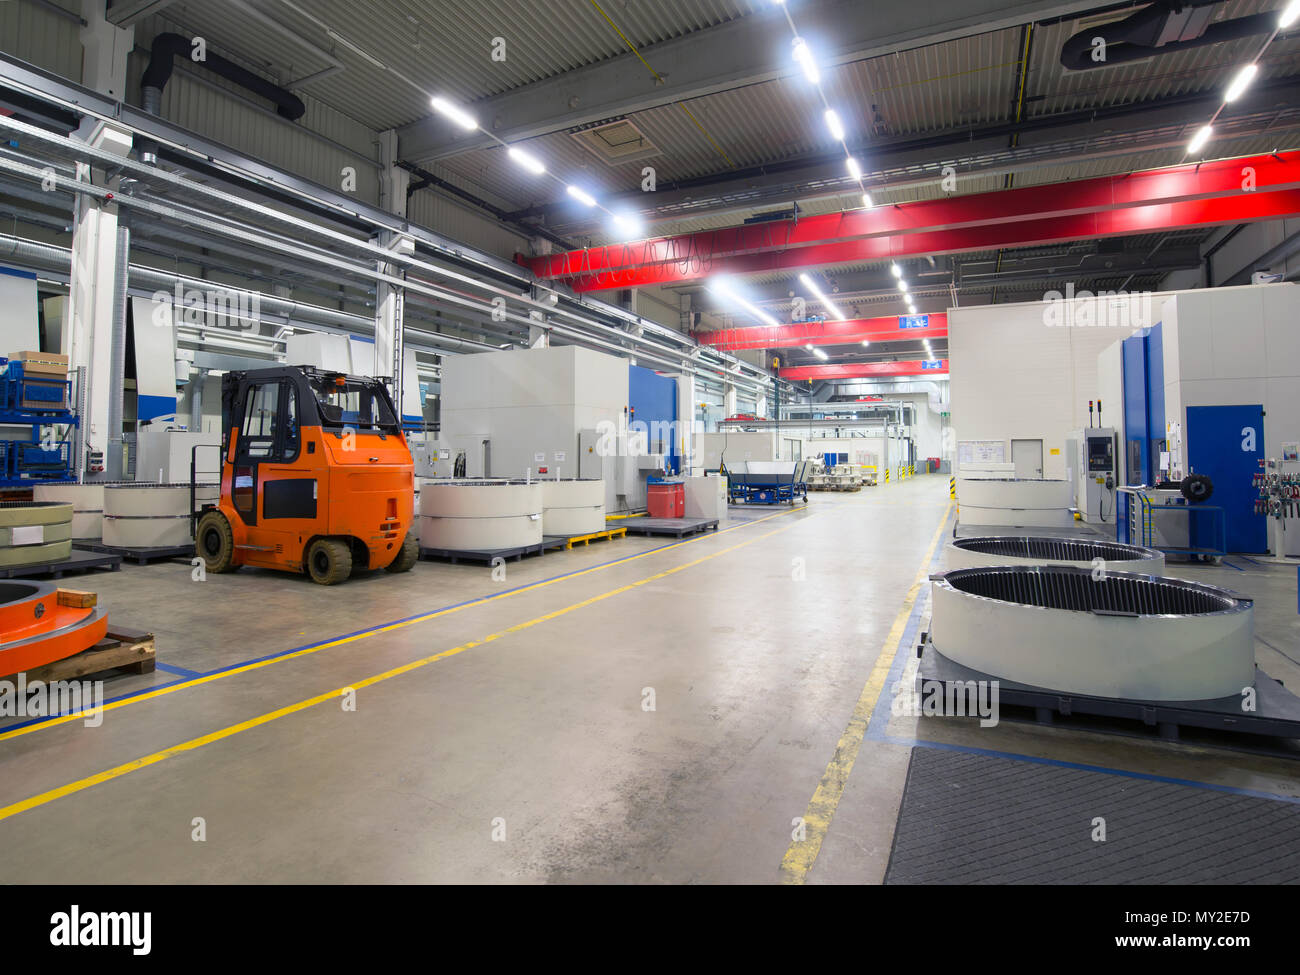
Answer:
[222, 369, 401, 525]
[197, 365, 416, 584]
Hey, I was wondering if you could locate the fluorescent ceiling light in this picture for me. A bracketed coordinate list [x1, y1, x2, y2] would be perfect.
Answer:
[824, 109, 845, 142]
[566, 185, 598, 207]
[861, 192, 873, 209]
[1224, 63, 1258, 101]
[709, 278, 781, 327]
[507, 146, 546, 174]
[861, 340, 871, 347]
[1187, 124, 1213, 154]
[897, 280, 909, 293]
[805, 343, 814, 350]
[792, 38, 819, 84]
[611, 212, 644, 237]
[890, 263, 902, 278]
[430, 96, 477, 130]
[1281, 0, 1299, 28]
[798, 272, 848, 321]
[846, 157, 862, 181]
[813, 347, 829, 361]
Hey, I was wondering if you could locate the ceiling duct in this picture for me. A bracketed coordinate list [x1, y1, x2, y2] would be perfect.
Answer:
[138, 32, 307, 163]
[1060, 1, 1277, 71]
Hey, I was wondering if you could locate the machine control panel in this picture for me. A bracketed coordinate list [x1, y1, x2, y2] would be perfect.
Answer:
[1087, 435, 1114, 472]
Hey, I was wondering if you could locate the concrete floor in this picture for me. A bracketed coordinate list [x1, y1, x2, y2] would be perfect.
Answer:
[1, 474, 1298, 883]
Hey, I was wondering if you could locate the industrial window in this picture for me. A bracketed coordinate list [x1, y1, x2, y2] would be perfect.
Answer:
[239, 382, 298, 461]
[242, 382, 280, 458]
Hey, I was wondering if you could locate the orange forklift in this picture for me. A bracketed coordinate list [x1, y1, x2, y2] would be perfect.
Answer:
[195, 365, 417, 584]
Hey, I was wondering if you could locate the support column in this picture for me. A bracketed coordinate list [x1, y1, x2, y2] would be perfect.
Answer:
[528, 318, 550, 349]
[65, 4, 135, 479]
[723, 382, 738, 419]
[676, 373, 696, 475]
[374, 130, 411, 412]
[189, 368, 206, 431]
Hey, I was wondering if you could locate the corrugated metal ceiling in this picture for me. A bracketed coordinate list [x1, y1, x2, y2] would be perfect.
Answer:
[141, 0, 762, 132]
[119, 0, 1300, 299]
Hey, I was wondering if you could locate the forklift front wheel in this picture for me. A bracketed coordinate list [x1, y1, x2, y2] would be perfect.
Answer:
[306, 538, 352, 585]
[385, 532, 419, 573]
[196, 510, 239, 573]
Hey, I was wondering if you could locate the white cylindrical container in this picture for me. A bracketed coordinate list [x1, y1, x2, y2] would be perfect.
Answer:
[418, 479, 543, 551]
[0, 501, 74, 566]
[34, 483, 107, 539]
[945, 536, 1165, 574]
[541, 479, 605, 536]
[956, 478, 1074, 527]
[929, 566, 1255, 701]
[102, 482, 218, 548]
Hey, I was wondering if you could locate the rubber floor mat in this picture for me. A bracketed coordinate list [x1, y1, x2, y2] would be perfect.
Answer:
[884, 747, 1300, 884]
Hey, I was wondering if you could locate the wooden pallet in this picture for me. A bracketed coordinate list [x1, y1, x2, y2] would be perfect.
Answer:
[560, 526, 627, 549]
[2, 624, 156, 684]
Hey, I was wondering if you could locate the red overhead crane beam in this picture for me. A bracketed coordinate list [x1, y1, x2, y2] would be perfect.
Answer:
[698, 313, 947, 351]
[780, 360, 949, 381]
[539, 189, 1300, 290]
[518, 152, 1300, 291]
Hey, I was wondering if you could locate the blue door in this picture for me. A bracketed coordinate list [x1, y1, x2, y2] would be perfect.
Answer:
[1186, 404, 1266, 553]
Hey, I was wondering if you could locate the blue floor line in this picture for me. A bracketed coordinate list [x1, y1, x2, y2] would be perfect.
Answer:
[0, 677, 192, 735]
[1221, 558, 1246, 571]
[874, 734, 1300, 805]
[866, 510, 951, 738]
[861, 509, 1300, 808]
[153, 662, 202, 679]
[2, 511, 795, 735]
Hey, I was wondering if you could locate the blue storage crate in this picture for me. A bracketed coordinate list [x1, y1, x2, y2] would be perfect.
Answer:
[0, 360, 71, 415]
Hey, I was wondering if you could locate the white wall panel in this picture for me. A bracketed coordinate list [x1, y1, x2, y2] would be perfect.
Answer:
[130, 295, 178, 421]
[0, 0, 82, 80]
[1161, 284, 1300, 470]
[406, 190, 529, 262]
[286, 332, 350, 372]
[949, 298, 1141, 479]
[0, 269, 40, 355]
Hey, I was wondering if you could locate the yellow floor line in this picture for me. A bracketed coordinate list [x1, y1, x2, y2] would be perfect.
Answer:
[0, 506, 802, 746]
[0, 513, 811, 824]
[778, 500, 953, 884]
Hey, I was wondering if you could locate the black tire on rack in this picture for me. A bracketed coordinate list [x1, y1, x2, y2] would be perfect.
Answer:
[1180, 473, 1214, 504]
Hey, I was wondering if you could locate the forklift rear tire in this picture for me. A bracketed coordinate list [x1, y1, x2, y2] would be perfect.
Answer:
[385, 532, 419, 573]
[306, 538, 352, 585]
[196, 511, 239, 573]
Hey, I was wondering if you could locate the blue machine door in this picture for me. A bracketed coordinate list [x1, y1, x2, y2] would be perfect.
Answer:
[1186, 404, 1266, 553]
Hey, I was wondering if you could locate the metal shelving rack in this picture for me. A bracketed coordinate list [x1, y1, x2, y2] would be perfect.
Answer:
[1117, 486, 1226, 560]
[0, 361, 81, 489]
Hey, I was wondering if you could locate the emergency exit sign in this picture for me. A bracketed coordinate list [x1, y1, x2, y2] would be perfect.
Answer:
[899, 314, 930, 329]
